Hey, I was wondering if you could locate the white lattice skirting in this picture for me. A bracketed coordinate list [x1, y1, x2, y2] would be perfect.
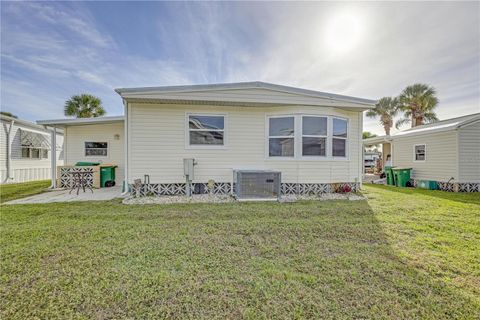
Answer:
[437, 182, 480, 193]
[129, 182, 360, 197]
[413, 180, 480, 193]
[59, 167, 94, 188]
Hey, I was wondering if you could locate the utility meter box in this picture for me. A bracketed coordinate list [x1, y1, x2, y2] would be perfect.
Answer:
[183, 158, 196, 180]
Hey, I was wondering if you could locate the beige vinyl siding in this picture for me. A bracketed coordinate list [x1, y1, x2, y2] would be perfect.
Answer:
[458, 121, 480, 182]
[65, 123, 124, 184]
[128, 103, 362, 184]
[392, 131, 458, 182]
[1, 119, 64, 183]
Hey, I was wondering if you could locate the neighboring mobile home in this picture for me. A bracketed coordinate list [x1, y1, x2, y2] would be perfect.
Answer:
[363, 113, 480, 192]
[38, 82, 376, 196]
[1, 114, 63, 184]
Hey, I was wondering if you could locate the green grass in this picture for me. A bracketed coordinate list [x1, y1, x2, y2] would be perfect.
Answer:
[1, 185, 479, 319]
[0, 180, 50, 203]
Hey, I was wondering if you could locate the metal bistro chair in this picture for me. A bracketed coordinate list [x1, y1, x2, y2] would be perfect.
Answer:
[69, 171, 94, 195]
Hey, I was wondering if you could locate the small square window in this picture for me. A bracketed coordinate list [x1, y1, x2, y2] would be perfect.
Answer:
[85, 142, 108, 156]
[414, 145, 426, 161]
[188, 115, 225, 146]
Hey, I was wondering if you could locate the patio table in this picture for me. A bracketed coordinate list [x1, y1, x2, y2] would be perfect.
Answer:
[69, 171, 94, 195]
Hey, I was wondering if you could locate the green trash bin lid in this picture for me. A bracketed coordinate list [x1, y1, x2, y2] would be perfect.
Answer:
[75, 161, 100, 166]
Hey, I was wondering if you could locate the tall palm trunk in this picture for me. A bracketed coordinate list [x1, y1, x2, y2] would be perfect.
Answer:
[384, 125, 391, 135]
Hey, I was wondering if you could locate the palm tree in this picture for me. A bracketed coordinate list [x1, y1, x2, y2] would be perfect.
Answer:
[362, 131, 378, 139]
[366, 97, 399, 136]
[396, 83, 438, 128]
[64, 94, 106, 118]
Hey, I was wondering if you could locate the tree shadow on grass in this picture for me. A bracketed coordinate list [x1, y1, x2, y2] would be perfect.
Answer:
[365, 183, 480, 205]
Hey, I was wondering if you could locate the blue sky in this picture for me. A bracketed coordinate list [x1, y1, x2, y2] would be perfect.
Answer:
[1, 1, 479, 135]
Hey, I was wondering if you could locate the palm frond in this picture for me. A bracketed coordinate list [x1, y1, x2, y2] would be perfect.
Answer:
[64, 94, 105, 118]
[395, 117, 411, 129]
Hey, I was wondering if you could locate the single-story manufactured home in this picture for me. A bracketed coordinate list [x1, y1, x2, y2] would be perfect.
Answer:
[37, 82, 377, 197]
[363, 113, 480, 192]
[1, 114, 64, 184]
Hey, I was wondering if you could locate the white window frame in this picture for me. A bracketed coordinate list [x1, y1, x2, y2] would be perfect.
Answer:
[21, 147, 49, 160]
[185, 113, 227, 149]
[413, 144, 426, 162]
[266, 115, 296, 159]
[265, 114, 349, 161]
[85, 142, 108, 157]
[301, 115, 328, 158]
[331, 117, 349, 159]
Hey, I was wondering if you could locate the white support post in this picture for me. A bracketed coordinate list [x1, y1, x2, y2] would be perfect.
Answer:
[50, 126, 57, 188]
[122, 100, 129, 194]
[5, 120, 14, 183]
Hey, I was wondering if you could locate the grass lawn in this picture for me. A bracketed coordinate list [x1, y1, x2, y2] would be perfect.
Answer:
[0, 180, 50, 203]
[1, 185, 479, 319]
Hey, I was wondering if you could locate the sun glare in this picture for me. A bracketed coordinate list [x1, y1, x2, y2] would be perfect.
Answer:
[325, 11, 364, 54]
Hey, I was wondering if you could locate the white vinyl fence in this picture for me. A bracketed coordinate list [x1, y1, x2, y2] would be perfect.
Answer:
[1, 168, 51, 184]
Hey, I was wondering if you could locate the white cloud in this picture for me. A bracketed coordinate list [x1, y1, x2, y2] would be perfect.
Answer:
[1, 1, 478, 132]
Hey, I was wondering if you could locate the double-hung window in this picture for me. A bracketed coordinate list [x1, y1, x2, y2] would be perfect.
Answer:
[414, 144, 426, 161]
[332, 118, 348, 157]
[302, 116, 327, 156]
[188, 114, 225, 146]
[85, 142, 108, 156]
[268, 116, 295, 157]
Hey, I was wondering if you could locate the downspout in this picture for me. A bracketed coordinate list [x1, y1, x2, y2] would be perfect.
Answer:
[5, 119, 15, 182]
[359, 111, 363, 189]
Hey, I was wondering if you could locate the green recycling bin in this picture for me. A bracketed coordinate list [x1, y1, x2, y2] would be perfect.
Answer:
[392, 167, 412, 187]
[385, 166, 395, 186]
[75, 161, 100, 166]
[100, 165, 117, 187]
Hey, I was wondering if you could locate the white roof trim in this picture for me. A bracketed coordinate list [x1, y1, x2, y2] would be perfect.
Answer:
[37, 116, 124, 126]
[1, 114, 53, 132]
[394, 122, 461, 137]
[115, 81, 376, 107]
[362, 113, 480, 142]
[394, 113, 480, 138]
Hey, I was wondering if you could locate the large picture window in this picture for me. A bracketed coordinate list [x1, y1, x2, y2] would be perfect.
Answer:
[268, 117, 294, 157]
[85, 142, 108, 156]
[266, 115, 349, 159]
[302, 116, 327, 156]
[188, 114, 225, 146]
[332, 118, 347, 157]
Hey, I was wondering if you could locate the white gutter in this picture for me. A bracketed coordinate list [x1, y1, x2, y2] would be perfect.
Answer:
[37, 116, 124, 126]
[5, 119, 14, 182]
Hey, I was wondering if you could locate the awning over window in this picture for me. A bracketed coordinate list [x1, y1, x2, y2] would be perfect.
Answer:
[20, 129, 55, 149]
